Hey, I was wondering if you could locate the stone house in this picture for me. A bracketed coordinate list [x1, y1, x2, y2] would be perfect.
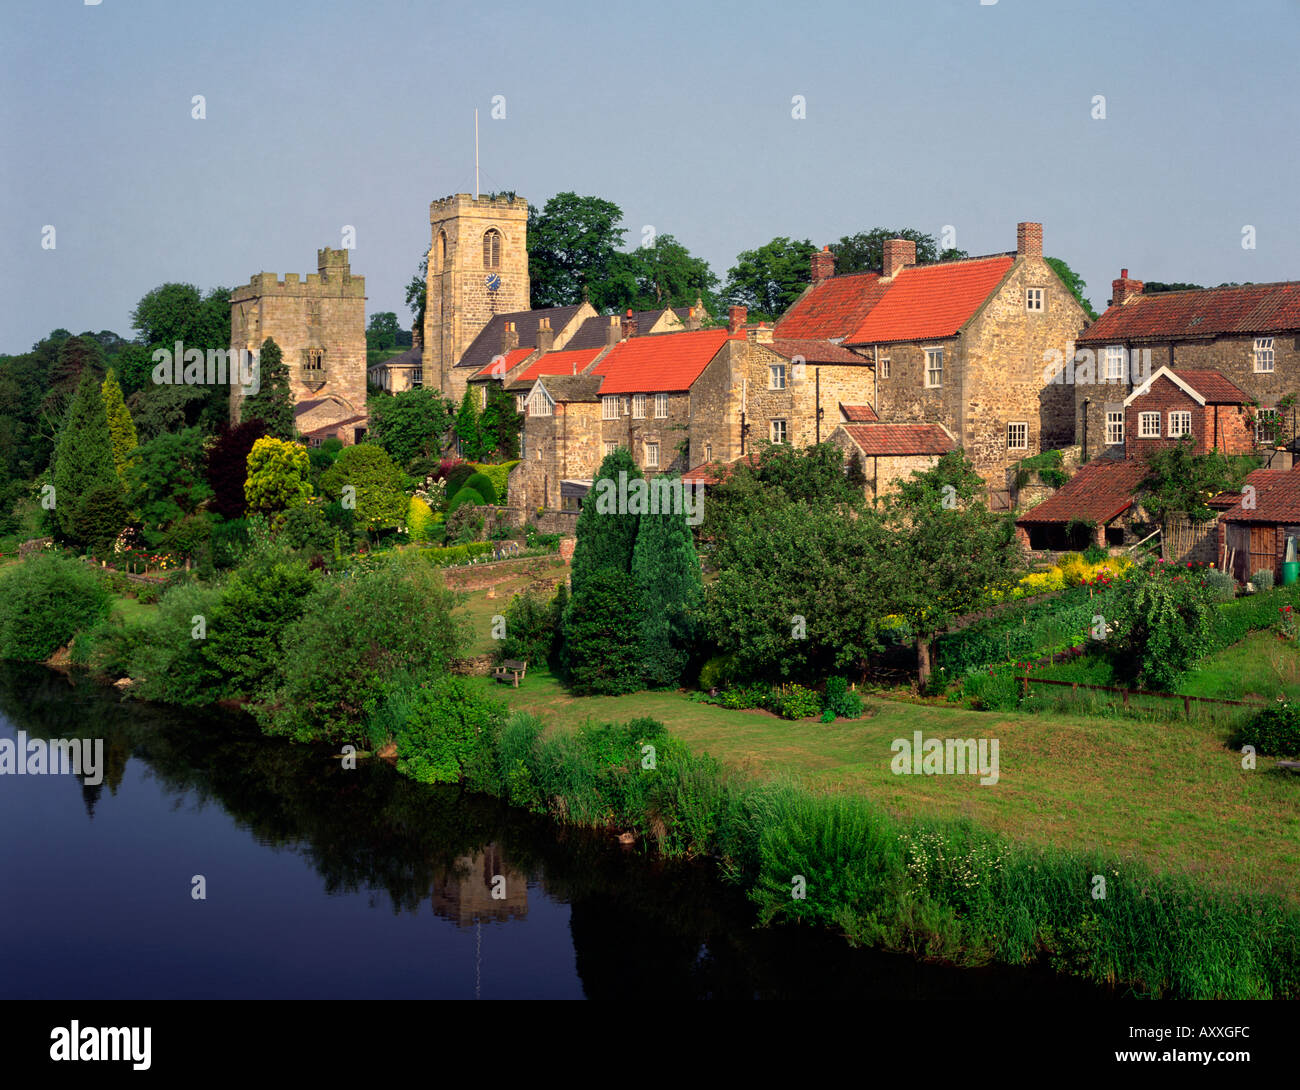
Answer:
[229, 247, 368, 444]
[827, 422, 957, 504]
[1074, 275, 1300, 462]
[776, 223, 1087, 498]
[1216, 468, 1300, 583]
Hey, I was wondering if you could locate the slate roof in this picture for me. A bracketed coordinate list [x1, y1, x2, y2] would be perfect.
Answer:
[564, 314, 617, 351]
[1219, 469, 1300, 523]
[839, 403, 879, 422]
[837, 423, 955, 457]
[845, 256, 1016, 345]
[1015, 458, 1149, 526]
[533, 374, 603, 403]
[369, 346, 421, 371]
[589, 328, 734, 394]
[775, 271, 887, 340]
[507, 346, 606, 389]
[1078, 281, 1300, 343]
[456, 305, 583, 373]
[768, 338, 867, 365]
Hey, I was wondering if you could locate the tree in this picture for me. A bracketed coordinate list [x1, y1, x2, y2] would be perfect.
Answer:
[563, 569, 645, 695]
[477, 382, 521, 460]
[632, 484, 703, 687]
[568, 447, 643, 600]
[528, 192, 626, 308]
[205, 419, 266, 518]
[129, 283, 231, 434]
[366, 312, 401, 352]
[454, 389, 484, 461]
[319, 443, 409, 531]
[125, 428, 214, 548]
[723, 237, 817, 320]
[829, 228, 940, 275]
[1045, 257, 1098, 320]
[1142, 281, 1204, 295]
[405, 254, 427, 333]
[1107, 562, 1215, 691]
[1139, 441, 1257, 529]
[368, 387, 451, 466]
[846, 450, 867, 493]
[101, 369, 138, 488]
[882, 452, 1026, 683]
[240, 338, 295, 441]
[244, 436, 313, 514]
[604, 233, 720, 313]
[41, 335, 103, 442]
[51, 368, 127, 552]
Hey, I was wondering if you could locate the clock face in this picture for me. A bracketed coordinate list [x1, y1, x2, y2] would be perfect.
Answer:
[486, 274, 501, 292]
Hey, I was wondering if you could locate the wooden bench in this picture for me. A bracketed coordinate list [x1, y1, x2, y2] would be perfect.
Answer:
[492, 659, 528, 687]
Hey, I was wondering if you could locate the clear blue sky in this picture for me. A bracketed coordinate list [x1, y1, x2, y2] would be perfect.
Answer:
[2, 0, 1297, 352]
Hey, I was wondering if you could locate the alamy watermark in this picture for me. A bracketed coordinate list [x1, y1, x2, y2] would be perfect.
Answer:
[152, 342, 260, 394]
[890, 731, 1000, 786]
[591, 471, 704, 526]
[1043, 347, 1152, 386]
[0, 731, 104, 785]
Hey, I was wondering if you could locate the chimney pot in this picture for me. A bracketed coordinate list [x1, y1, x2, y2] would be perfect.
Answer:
[882, 238, 917, 279]
[728, 305, 747, 333]
[536, 317, 554, 354]
[622, 311, 639, 339]
[501, 320, 519, 353]
[1111, 269, 1144, 308]
[810, 246, 836, 284]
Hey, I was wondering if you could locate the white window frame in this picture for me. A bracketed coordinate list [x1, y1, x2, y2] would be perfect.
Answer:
[480, 385, 488, 409]
[1167, 410, 1192, 438]
[515, 394, 526, 412]
[1138, 411, 1161, 438]
[602, 395, 619, 420]
[604, 440, 619, 457]
[1255, 407, 1278, 443]
[632, 393, 646, 419]
[654, 392, 668, 418]
[1026, 287, 1045, 312]
[1105, 345, 1126, 382]
[879, 357, 890, 379]
[770, 419, 787, 444]
[1007, 422, 1028, 450]
[770, 363, 786, 390]
[530, 389, 553, 418]
[704, 442, 712, 462]
[1255, 337, 1275, 373]
[925, 348, 943, 388]
[1105, 409, 1124, 445]
[644, 441, 659, 468]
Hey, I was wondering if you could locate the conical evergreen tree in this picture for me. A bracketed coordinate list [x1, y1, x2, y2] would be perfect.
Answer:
[568, 447, 642, 600]
[632, 482, 702, 688]
[241, 337, 295, 441]
[455, 388, 483, 461]
[101, 368, 138, 488]
[52, 368, 127, 552]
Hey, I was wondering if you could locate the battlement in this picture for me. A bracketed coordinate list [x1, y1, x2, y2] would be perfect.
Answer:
[231, 264, 365, 301]
[429, 192, 529, 220]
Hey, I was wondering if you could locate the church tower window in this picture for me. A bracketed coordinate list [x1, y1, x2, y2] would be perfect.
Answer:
[483, 229, 502, 269]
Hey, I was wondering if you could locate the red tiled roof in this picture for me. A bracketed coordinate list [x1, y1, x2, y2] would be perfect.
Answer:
[1220, 469, 1300, 523]
[839, 403, 879, 422]
[508, 346, 604, 386]
[1079, 282, 1300, 343]
[590, 329, 734, 394]
[774, 272, 888, 340]
[838, 423, 955, 456]
[1169, 369, 1250, 404]
[845, 256, 1015, 345]
[768, 338, 867, 365]
[1015, 458, 1148, 526]
[681, 451, 761, 486]
[472, 346, 534, 379]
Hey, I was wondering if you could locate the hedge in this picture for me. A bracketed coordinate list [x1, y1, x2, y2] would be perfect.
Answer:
[470, 461, 519, 505]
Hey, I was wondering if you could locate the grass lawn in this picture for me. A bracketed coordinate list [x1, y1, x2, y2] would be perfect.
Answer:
[109, 593, 155, 624]
[451, 560, 567, 657]
[469, 664, 1300, 902]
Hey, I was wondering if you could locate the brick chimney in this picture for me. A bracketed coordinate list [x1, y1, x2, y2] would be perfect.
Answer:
[412, 320, 423, 352]
[882, 238, 916, 279]
[1016, 222, 1043, 258]
[810, 245, 835, 284]
[728, 305, 747, 333]
[685, 306, 701, 331]
[501, 320, 519, 354]
[536, 317, 554, 353]
[1111, 268, 1144, 307]
[621, 308, 639, 339]
[606, 314, 622, 347]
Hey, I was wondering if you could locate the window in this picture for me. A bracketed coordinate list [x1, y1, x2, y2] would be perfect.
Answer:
[1106, 410, 1124, 445]
[480, 385, 488, 409]
[1138, 411, 1161, 438]
[482, 229, 502, 269]
[604, 441, 619, 457]
[879, 357, 890, 379]
[1255, 407, 1278, 443]
[1026, 287, 1045, 312]
[654, 393, 668, 418]
[306, 348, 323, 371]
[1007, 422, 1028, 450]
[769, 363, 786, 390]
[1168, 410, 1192, 438]
[602, 395, 619, 420]
[530, 390, 552, 417]
[1106, 345, 1125, 382]
[412, 368, 423, 388]
[435, 231, 447, 271]
[515, 394, 526, 412]
[645, 442, 660, 468]
[1255, 337, 1275, 373]
[632, 393, 646, 419]
[771, 419, 787, 444]
[704, 442, 712, 462]
[925, 348, 943, 388]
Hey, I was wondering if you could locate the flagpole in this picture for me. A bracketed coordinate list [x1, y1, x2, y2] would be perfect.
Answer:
[474, 109, 479, 199]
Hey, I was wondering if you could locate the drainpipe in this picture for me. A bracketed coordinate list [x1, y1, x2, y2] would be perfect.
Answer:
[873, 345, 879, 417]
[1082, 396, 1090, 461]
[815, 367, 822, 443]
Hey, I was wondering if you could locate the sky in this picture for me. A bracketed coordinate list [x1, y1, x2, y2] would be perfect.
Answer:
[2, 0, 1298, 353]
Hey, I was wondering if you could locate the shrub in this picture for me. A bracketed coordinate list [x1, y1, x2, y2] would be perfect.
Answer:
[1082, 543, 1108, 565]
[1232, 703, 1300, 758]
[461, 472, 498, 506]
[0, 555, 113, 661]
[393, 676, 505, 790]
[1203, 567, 1237, 602]
[446, 488, 486, 516]
[822, 676, 863, 719]
[469, 461, 518, 505]
[1253, 569, 1275, 593]
[771, 682, 821, 720]
[407, 495, 435, 543]
[443, 463, 477, 501]
[128, 581, 227, 704]
[1108, 561, 1215, 691]
[280, 499, 335, 554]
[498, 588, 559, 666]
[562, 569, 644, 696]
[698, 653, 741, 691]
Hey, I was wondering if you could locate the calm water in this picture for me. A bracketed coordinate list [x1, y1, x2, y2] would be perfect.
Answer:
[0, 664, 1107, 1000]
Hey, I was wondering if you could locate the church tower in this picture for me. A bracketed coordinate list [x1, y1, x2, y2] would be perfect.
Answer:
[423, 193, 530, 401]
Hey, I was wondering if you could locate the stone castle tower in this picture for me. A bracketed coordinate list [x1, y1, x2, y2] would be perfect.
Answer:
[423, 193, 530, 403]
[229, 247, 368, 443]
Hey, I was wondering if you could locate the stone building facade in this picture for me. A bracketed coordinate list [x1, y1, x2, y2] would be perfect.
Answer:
[229, 246, 367, 444]
[423, 193, 531, 405]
